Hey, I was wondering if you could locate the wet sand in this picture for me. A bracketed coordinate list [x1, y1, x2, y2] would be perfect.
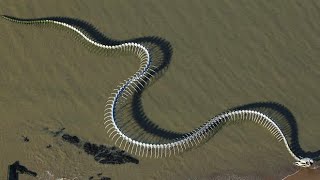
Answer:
[283, 168, 320, 180]
[0, 0, 319, 179]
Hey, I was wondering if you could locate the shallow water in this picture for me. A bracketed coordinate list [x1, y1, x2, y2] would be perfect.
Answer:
[0, 0, 319, 179]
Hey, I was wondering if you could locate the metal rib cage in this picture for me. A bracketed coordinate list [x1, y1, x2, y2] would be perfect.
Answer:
[2, 15, 314, 167]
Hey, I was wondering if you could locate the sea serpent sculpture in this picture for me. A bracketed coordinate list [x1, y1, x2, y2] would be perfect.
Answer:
[2, 15, 316, 168]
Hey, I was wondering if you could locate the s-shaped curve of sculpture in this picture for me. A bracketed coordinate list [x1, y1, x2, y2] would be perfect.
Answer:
[2, 15, 317, 168]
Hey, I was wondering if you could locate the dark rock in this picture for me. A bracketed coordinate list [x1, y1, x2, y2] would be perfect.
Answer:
[83, 142, 139, 164]
[83, 142, 100, 155]
[58, 132, 139, 165]
[97, 173, 102, 176]
[46, 144, 52, 148]
[22, 136, 29, 142]
[62, 134, 80, 144]
[88, 176, 94, 180]
[100, 177, 111, 180]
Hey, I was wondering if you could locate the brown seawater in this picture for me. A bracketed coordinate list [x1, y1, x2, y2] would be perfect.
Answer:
[0, 0, 319, 179]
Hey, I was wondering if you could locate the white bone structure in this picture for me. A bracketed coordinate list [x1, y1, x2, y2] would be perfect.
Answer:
[2, 15, 315, 168]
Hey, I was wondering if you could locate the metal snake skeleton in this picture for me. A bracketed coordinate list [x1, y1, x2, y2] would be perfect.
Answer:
[2, 15, 315, 168]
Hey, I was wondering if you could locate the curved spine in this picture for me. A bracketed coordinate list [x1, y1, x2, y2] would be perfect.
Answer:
[2, 15, 314, 168]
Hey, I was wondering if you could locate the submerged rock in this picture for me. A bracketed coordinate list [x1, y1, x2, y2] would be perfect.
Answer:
[83, 142, 139, 164]
[62, 134, 80, 145]
[58, 132, 139, 165]
[100, 177, 111, 180]
[88, 174, 111, 180]
[22, 136, 29, 142]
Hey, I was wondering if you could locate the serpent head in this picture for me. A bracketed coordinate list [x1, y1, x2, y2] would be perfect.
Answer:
[294, 158, 314, 168]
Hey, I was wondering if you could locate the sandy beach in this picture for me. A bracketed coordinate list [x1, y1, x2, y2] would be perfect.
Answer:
[0, 0, 319, 179]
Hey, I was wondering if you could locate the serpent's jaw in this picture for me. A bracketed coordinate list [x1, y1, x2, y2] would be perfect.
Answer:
[294, 158, 314, 168]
